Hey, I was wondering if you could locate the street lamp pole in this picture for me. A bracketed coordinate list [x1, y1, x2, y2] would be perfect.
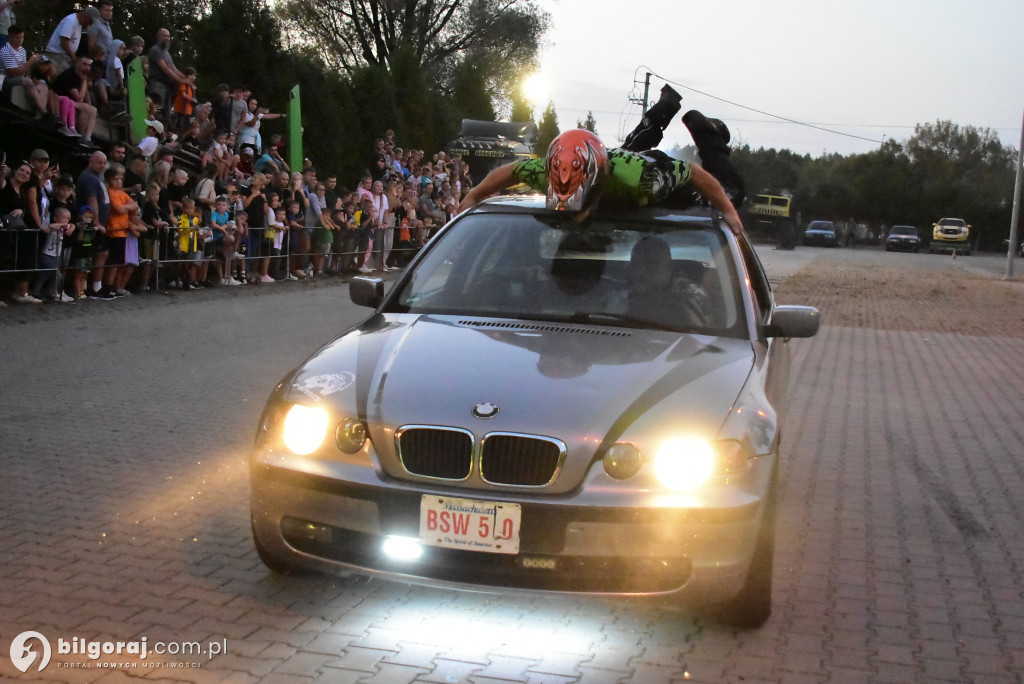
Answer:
[1006, 107, 1023, 279]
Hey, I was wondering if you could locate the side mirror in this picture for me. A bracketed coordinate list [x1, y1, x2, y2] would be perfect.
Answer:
[765, 305, 820, 338]
[350, 276, 384, 308]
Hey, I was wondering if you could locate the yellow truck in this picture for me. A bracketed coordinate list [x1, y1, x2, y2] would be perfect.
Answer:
[746, 194, 796, 249]
[929, 218, 971, 255]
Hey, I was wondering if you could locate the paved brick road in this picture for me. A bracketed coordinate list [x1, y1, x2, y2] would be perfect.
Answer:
[1, 248, 1022, 683]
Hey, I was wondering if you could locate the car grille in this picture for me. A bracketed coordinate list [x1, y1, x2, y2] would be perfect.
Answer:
[480, 434, 563, 486]
[397, 428, 564, 486]
[397, 427, 473, 480]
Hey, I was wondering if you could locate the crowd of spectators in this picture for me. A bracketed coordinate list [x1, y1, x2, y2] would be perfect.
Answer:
[1, 2, 475, 306]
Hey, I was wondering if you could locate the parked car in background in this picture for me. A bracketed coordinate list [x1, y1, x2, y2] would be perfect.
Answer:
[886, 225, 921, 252]
[803, 220, 838, 247]
[930, 218, 971, 255]
[250, 198, 821, 629]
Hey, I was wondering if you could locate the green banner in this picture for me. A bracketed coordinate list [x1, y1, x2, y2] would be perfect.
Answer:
[288, 85, 302, 171]
[126, 59, 148, 144]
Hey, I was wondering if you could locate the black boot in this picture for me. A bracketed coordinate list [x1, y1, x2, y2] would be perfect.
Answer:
[682, 110, 746, 208]
[621, 84, 682, 152]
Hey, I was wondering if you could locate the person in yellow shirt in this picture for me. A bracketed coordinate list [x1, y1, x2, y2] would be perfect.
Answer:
[176, 196, 204, 289]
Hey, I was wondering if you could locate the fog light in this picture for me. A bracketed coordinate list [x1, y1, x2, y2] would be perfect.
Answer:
[603, 443, 642, 479]
[335, 417, 368, 453]
[382, 535, 422, 561]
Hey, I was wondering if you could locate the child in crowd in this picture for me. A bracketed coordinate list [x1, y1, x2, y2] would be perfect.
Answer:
[31, 206, 75, 302]
[173, 67, 198, 134]
[231, 209, 249, 284]
[283, 197, 304, 280]
[269, 202, 288, 281]
[46, 176, 77, 294]
[311, 183, 333, 277]
[123, 205, 148, 293]
[328, 204, 349, 275]
[67, 205, 96, 300]
[356, 196, 376, 273]
[205, 129, 235, 182]
[210, 195, 242, 286]
[138, 119, 163, 161]
[175, 197, 203, 289]
[140, 182, 171, 292]
[123, 36, 145, 69]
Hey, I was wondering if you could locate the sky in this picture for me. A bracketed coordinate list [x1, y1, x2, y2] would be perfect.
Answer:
[526, 0, 1024, 158]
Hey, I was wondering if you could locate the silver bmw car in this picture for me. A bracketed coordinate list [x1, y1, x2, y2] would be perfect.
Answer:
[251, 197, 819, 628]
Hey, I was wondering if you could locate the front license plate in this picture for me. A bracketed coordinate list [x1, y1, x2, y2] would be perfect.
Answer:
[419, 495, 521, 554]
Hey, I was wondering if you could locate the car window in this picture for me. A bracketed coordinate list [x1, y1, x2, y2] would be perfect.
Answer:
[387, 213, 747, 337]
[737, 235, 772, 326]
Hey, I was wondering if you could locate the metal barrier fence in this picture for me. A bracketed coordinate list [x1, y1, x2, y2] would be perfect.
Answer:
[1, 225, 421, 301]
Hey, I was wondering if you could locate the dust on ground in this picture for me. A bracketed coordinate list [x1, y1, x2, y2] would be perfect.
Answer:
[774, 251, 1024, 337]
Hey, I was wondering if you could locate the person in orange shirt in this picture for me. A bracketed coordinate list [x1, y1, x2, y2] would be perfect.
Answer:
[104, 164, 138, 296]
[172, 66, 198, 134]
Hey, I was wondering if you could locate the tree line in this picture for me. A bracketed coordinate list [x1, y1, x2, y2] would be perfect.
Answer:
[730, 121, 1018, 248]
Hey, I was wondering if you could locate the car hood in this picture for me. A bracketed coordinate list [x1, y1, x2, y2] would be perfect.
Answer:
[287, 314, 756, 492]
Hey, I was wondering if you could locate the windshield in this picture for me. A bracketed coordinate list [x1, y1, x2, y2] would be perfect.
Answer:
[808, 221, 835, 231]
[386, 212, 746, 337]
[938, 218, 966, 227]
[891, 226, 917, 236]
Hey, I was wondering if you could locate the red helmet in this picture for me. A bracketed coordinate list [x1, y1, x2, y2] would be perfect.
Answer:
[545, 129, 609, 214]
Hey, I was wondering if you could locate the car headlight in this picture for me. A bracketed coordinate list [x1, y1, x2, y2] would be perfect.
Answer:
[282, 404, 330, 455]
[653, 437, 717, 491]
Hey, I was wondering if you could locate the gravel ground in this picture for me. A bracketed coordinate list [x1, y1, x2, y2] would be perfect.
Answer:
[772, 249, 1024, 337]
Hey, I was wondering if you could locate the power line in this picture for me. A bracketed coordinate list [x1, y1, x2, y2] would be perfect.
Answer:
[641, 67, 887, 145]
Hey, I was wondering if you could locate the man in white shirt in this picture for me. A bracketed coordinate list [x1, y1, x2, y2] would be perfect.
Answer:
[43, 6, 98, 74]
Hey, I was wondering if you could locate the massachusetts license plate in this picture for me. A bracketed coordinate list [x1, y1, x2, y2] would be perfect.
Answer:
[419, 495, 521, 554]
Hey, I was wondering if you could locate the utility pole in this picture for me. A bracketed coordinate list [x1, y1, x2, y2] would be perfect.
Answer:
[641, 72, 651, 116]
[630, 72, 652, 115]
[1006, 107, 1023, 280]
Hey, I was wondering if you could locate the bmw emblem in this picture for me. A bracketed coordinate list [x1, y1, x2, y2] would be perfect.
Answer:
[472, 402, 499, 419]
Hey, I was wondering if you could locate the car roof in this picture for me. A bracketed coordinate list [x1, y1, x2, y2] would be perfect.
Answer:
[467, 194, 727, 230]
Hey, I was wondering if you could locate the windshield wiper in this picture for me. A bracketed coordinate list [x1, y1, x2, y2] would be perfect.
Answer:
[566, 312, 685, 332]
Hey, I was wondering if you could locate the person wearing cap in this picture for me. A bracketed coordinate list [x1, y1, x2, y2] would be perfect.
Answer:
[236, 144, 256, 178]
[28, 148, 57, 226]
[138, 118, 163, 159]
[43, 6, 98, 74]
